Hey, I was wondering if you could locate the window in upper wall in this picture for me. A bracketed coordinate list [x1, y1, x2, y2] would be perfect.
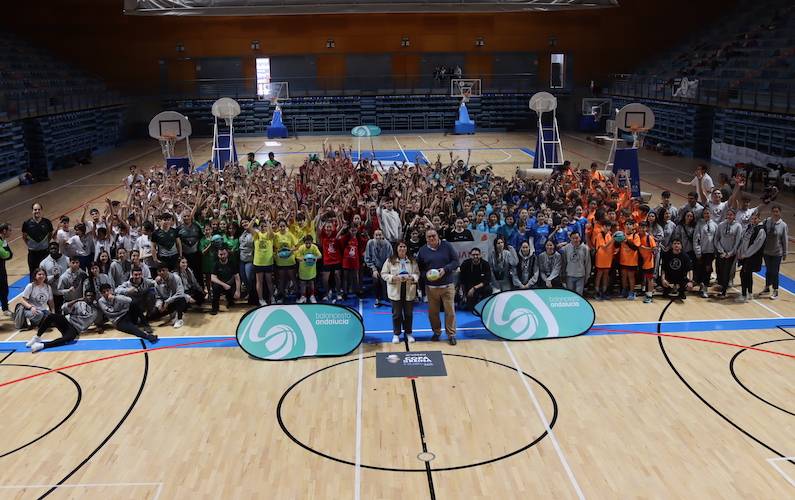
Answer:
[256, 57, 271, 96]
[550, 53, 565, 89]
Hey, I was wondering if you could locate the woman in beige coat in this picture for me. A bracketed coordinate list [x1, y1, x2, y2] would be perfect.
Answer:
[381, 241, 420, 344]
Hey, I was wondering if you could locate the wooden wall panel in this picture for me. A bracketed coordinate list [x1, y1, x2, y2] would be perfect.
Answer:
[1, 0, 738, 93]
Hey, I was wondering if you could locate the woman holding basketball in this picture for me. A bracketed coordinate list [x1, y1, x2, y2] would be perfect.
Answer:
[381, 241, 419, 344]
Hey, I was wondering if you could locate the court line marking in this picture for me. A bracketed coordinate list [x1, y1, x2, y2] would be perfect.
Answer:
[417, 135, 429, 145]
[393, 136, 409, 163]
[590, 327, 795, 359]
[503, 341, 586, 500]
[354, 301, 364, 500]
[0, 482, 164, 499]
[730, 286, 786, 318]
[495, 149, 513, 163]
[5, 314, 795, 346]
[767, 457, 795, 489]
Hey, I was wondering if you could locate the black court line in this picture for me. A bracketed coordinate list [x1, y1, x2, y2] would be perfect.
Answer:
[38, 339, 150, 499]
[657, 300, 795, 467]
[277, 354, 557, 473]
[777, 326, 795, 339]
[0, 363, 82, 459]
[0, 349, 15, 364]
[403, 335, 436, 499]
[729, 338, 795, 417]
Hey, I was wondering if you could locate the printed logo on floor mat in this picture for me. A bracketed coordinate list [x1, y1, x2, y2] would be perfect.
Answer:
[236, 304, 364, 360]
[479, 289, 594, 341]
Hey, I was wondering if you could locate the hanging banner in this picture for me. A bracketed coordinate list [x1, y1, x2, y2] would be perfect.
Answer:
[613, 147, 641, 198]
[479, 289, 594, 341]
[237, 304, 364, 360]
[448, 230, 496, 263]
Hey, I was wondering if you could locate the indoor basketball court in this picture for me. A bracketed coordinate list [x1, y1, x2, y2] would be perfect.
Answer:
[1, 0, 794, 498]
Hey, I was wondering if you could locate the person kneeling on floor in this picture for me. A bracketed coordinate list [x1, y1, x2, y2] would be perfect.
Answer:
[152, 264, 188, 328]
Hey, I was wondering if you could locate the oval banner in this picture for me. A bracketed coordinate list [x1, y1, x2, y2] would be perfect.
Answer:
[479, 289, 595, 341]
[236, 304, 364, 360]
[351, 125, 382, 137]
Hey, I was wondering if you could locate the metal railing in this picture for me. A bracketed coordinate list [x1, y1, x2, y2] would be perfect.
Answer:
[0, 90, 129, 122]
[160, 73, 541, 100]
[607, 74, 794, 114]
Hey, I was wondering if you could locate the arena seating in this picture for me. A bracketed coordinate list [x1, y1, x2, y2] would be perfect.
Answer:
[712, 108, 795, 160]
[23, 106, 127, 179]
[609, 0, 794, 114]
[0, 120, 28, 182]
[0, 32, 123, 120]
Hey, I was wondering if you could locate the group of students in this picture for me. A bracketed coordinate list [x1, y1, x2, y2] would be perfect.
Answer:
[0, 151, 789, 350]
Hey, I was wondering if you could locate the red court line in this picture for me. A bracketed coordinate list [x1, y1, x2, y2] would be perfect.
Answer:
[590, 327, 795, 360]
[0, 337, 235, 389]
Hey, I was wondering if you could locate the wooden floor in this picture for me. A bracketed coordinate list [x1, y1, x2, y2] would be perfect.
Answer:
[0, 132, 794, 499]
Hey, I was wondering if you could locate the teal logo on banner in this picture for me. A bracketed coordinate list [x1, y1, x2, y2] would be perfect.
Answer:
[480, 289, 595, 341]
[236, 304, 364, 360]
[351, 125, 382, 137]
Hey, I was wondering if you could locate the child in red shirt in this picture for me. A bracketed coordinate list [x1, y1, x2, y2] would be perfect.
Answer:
[336, 225, 367, 299]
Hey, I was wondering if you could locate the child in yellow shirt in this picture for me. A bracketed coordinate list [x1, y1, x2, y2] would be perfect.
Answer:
[294, 235, 322, 304]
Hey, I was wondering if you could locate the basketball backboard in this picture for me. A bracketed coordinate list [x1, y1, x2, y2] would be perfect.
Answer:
[257, 81, 290, 102]
[616, 103, 655, 132]
[147, 111, 192, 140]
[451, 79, 482, 98]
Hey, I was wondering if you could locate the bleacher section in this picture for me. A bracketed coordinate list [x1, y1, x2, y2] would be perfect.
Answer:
[610, 0, 794, 114]
[0, 120, 28, 182]
[713, 109, 795, 160]
[0, 33, 124, 120]
[164, 94, 536, 136]
[23, 106, 127, 179]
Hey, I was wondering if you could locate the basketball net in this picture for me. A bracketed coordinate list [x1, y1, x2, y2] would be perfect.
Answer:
[629, 126, 646, 149]
[460, 87, 472, 104]
[159, 133, 177, 159]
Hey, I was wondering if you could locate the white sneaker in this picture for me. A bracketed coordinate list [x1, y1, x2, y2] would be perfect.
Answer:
[297, 296, 307, 304]
[407, 335, 415, 343]
[30, 341, 45, 353]
[391, 335, 400, 344]
[336, 293, 344, 302]
[309, 295, 317, 304]
[173, 319, 184, 329]
[259, 299, 268, 306]
[735, 294, 747, 303]
[26, 335, 41, 348]
[771, 290, 779, 300]
[2, 309, 11, 317]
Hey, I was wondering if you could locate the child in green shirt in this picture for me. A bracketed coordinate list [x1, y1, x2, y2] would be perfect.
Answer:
[295, 235, 322, 304]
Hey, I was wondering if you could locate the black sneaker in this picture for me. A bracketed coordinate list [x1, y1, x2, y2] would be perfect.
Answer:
[678, 291, 687, 300]
[148, 334, 159, 343]
[448, 337, 457, 346]
[431, 333, 440, 342]
[210, 309, 218, 315]
[143, 324, 153, 334]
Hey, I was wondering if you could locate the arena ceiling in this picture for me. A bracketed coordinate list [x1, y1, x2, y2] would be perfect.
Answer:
[123, 0, 619, 16]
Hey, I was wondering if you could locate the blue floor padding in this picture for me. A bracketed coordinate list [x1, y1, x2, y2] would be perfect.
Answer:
[349, 149, 426, 164]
